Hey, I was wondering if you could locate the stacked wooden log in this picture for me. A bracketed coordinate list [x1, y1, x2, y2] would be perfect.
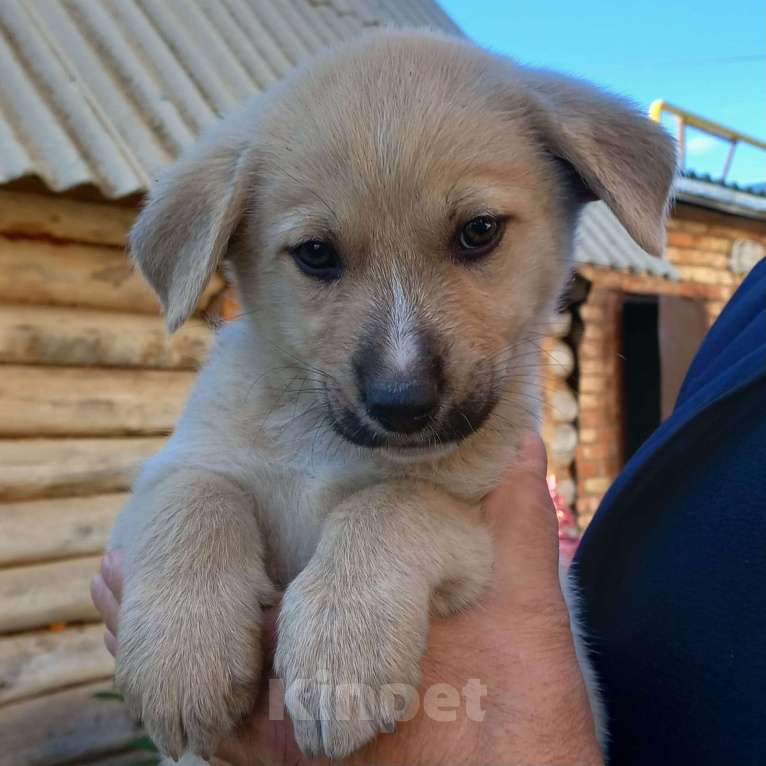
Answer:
[0, 191, 217, 765]
[541, 311, 579, 508]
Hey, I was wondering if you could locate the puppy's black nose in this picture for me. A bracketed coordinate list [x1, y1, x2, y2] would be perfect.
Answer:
[363, 378, 439, 434]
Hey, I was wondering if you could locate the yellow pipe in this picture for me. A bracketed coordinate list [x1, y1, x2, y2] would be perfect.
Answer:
[649, 99, 766, 151]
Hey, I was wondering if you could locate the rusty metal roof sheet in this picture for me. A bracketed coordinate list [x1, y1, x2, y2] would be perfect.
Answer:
[0, 0, 460, 199]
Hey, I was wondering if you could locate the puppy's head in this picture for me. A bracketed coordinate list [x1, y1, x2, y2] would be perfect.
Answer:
[131, 30, 675, 460]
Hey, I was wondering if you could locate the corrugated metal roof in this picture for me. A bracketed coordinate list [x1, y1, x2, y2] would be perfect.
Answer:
[0, 0, 460, 198]
[676, 172, 766, 221]
[0, 2, 677, 279]
[683, 171, 766, 198]
[575, 201, 680, 280]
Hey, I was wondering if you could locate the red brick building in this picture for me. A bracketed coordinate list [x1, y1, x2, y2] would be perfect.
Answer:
[542, 176, 766, 526]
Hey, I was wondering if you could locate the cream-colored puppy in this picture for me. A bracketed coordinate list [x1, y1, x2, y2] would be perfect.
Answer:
[111, 28, 675, 763]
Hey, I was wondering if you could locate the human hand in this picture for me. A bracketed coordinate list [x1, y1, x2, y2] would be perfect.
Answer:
[92, 433, 602, 766]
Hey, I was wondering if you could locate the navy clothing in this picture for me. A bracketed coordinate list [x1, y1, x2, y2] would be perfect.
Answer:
[574, 257, 766, 765]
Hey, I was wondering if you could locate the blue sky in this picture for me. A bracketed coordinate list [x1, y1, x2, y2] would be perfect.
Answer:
[439, 0, 765, 186]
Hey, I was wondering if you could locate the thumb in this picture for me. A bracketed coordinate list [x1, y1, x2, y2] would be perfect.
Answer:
[483, 432, 562, 603]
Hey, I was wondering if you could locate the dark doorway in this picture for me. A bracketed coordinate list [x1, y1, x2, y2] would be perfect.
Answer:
[621, 295, 661, 461]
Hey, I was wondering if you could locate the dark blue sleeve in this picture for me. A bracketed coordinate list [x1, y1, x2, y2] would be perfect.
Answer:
[573, 258, 766, 766]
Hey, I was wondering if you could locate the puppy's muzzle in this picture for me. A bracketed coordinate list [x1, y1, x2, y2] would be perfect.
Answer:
[353, 332, 444, 435]
[328, 328, 496, 450]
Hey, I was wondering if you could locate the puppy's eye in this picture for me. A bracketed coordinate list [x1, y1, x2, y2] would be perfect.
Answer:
[289, 240, 343, 281]
[456, 215, 503, 259]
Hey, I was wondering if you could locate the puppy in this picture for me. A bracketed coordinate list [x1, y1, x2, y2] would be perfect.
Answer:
[110, 27, 675, 763]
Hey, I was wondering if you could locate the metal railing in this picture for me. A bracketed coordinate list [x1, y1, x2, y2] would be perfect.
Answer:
[649, 100, 766, 182]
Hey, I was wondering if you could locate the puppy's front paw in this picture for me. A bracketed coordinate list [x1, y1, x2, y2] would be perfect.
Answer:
[275, 564, 427, 758]
[116, 597, 263, 760]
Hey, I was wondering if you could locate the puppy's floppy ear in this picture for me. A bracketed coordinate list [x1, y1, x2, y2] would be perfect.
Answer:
[521, 69, 677, 256]
[129, 125, 253, 332]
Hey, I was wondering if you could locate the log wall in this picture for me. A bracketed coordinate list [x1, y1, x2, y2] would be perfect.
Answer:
[540, 311, 578, 508]
[0, 191, 216, 764]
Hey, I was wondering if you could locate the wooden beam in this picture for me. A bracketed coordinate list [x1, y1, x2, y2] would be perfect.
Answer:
[0, 680, 140, 766]
[0, 555, 102, 633]
[0, 437, 162, 501]
[548, 340, 575, 379]
[577, 265, 729, 300]
[0, 624, 112, 706]
[0, 366, 194, 437]
[0, 305, 212, 368]
[548, 387, 578, 423]
[0, 191, 135, 247]
[0, 237, 158, 313]
[547, 311, 572, 339]
[0, 494, 126, 566]
[547, 423, 578, 467]
[0, 236, 224, 314]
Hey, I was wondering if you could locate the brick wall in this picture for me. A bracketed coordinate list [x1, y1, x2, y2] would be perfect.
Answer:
[574, 287, 624, 527]
[667, 202, 766, 324]
[570, 202, 766, 527]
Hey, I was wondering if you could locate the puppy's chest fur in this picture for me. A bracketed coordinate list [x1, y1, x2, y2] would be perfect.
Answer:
[255, 464, 370, 586]
[188, 440, 501, 591]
